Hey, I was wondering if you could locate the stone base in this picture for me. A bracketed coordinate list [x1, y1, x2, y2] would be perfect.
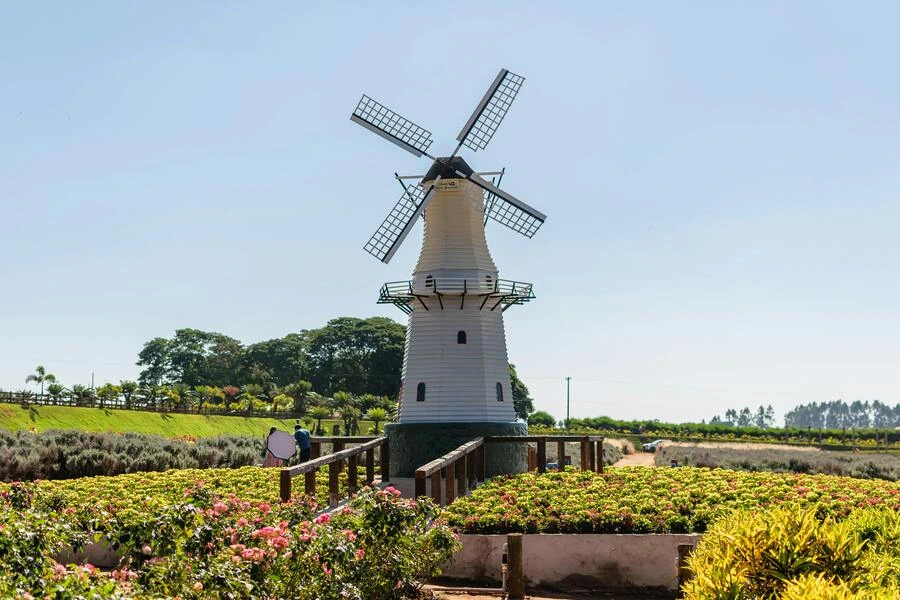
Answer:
[384, 421, 527, 478]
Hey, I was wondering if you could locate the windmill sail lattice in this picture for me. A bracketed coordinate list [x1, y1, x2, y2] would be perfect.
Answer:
[457, 69, 525, 152]
[351, 95, 434, 158]
[363, 182, 438, 263]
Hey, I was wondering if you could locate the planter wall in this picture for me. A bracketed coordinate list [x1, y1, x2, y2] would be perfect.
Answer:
[441, 533, 701, 591]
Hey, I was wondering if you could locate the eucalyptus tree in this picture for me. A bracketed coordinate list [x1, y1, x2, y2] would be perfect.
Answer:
[25, 365, 56, 396]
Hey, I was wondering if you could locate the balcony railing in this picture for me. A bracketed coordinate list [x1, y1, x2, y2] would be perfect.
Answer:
[377, 277, 535, 313]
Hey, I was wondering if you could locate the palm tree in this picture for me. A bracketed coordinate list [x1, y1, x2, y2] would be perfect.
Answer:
[340, 406, 361, 436]
[284, 380, 313, 415]
[241, 384, 264, 416]
[365, 407, 389, 434]
[119, 380, 138, 409]
[169, 383, 192, 410]
[271, 393, 291, 414]
[70, 384, 94, 407]
[46, 383, 66, 406]
[222, 386, 240, 412]
[308, 406, 331, 435]
[25, 365, 56, 397]
[96, 383, 120, 409]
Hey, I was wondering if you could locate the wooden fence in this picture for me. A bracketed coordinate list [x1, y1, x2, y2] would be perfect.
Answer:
[279, 436, 389, 505]
[415, 435, 604, 505]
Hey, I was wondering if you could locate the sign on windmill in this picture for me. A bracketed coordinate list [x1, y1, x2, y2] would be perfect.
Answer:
[349, 68, 545, 477]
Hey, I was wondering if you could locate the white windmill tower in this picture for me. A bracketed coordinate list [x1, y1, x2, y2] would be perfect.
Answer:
[350, 69, 546, 476]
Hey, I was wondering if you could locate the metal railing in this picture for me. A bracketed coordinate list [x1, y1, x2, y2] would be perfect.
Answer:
[379, 277, 535, 314]
[279, 436, 389, 505]
[414, 435, 604, 505]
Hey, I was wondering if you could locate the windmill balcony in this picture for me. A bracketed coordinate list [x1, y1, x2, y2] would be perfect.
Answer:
[377, 277, 535, 314]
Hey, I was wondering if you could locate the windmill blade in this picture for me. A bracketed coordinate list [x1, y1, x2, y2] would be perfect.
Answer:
[456, 69, 525, 153]
[351, 95, 434, 158]
[469, 175, 545, 238]
[363, 178, 440, 263]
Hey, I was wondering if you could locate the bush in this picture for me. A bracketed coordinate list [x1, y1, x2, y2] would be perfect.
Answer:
[0, 430, 265, 481]
[683, 506, 900, 599]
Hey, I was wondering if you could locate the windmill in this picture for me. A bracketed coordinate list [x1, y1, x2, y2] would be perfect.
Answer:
[350, 68, 545, 476]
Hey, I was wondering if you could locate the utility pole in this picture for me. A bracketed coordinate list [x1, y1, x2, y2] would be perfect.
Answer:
[565, 376, 571, 428]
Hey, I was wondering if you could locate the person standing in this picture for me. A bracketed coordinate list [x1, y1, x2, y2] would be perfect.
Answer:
[294, 422, 312, 463]
[262, 426, 285, 467]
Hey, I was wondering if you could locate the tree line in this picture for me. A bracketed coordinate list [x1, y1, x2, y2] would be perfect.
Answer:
[783, 400, 900, 429]
[7, 316, 536, 429]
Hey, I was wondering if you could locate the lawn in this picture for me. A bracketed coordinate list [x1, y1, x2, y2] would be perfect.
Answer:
[0, 404, 375, 438]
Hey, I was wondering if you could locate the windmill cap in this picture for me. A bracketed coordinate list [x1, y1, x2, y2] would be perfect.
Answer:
[422, 156, 474, 183]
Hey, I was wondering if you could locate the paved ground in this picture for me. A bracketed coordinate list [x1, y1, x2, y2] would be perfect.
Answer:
[612, 451, 656, 467]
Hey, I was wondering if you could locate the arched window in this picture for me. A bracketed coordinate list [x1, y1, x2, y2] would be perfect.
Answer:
[457, 331, 467, 344]
[496, 382, 504, 402]
[425, 275, 434, 289]
[416, 382, 426, 402]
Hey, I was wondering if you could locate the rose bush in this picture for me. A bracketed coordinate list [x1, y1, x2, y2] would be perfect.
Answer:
[0, 472, 458, 599]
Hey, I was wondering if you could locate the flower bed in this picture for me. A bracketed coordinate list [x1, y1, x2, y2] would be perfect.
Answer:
[443, 466, 900, 534]
[0, 471, 458, 598]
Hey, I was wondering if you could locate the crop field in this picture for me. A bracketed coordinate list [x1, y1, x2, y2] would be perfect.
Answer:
[657, 443, 900, 480]
[443, 466, 900, 534]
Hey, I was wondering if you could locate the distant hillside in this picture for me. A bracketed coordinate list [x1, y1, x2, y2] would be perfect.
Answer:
[0, 404, 354, 438]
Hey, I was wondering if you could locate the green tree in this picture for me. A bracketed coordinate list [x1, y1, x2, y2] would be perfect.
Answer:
[169, 383, 192, 410]
[70, 384, 94, 407]
[242, 333, 310, 387]
[528, 410, 556, 428]
[284, 380, 313, 415]
[25, 365, 56, 396]
[271, 393, 291, 413]
[96, 383, 120, 409]
[222, 385, 240, 412]
[308, 406, 331, 435]
[240, 384, 264, 416]
[366, 407, 389, 434]
[509, 364, 534, 421]
[304, 317, 405, 397]
[340, 406, 361, 436]
[136, 337, 172, 386]
[119, 380, 138, 409]
[45, 383, 66, 405]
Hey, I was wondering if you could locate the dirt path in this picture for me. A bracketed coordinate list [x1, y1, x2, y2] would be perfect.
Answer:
[612, 452, 656, 467]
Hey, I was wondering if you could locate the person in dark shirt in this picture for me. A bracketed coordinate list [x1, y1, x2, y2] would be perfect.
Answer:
[294, 422, 312, 463]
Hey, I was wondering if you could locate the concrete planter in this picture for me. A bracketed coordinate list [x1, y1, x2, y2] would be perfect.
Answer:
[441, 533, 702, 591]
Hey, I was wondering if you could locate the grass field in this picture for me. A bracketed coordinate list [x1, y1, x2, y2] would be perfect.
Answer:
[0, 404, 374, 438]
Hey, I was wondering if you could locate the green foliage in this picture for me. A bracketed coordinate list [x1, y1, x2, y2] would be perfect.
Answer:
[656, 445, 900, 481]
[528, 410, 556, 427]
[683, 507, 900, 599]
[444, 467, 900, 535]
[0, 477, 458, 599]
[508, 363, 533, 420]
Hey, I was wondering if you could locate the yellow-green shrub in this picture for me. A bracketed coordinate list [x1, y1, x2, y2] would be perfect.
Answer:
[683, 506, 900, 599]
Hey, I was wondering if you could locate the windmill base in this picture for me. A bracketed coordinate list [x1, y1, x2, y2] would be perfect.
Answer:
[384, 421, 528, 478]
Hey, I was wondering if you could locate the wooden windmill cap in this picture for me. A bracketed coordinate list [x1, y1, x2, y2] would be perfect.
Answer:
[422, 156, 474, 183]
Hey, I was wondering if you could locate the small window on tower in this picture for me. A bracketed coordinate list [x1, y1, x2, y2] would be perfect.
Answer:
[457, 331, 467, 344]
[417, 382, 426, 402]
[425, 275, 434, 289]
[496, 382, 504, 402]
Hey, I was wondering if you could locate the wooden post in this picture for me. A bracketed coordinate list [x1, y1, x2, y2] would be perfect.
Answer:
[676, 544, 694, 598]
[328, 461, 340, 507]
[580, 437, 589, 471]
[310, 441, 321, 460]
[415, 473, 426, 498]
[507, 533, 525, 600]
[457, 456, 467, 498]
[365, 448, 375, 484]
[431, 471, 441, 505]
[445, 461, 456, 504]
[527, 446, 537, 471]
[381, 440, 390, 482]
[557, 440, 565, 471]
[332, 440, 345, 470]
[304, 470, 316, 497]
[279, 469, 291, 502]
[596, 439, 604, 473]
[537, 438, 547, 474]
[348, 453, 359, 495]
[587, 440, 596, 471]
[477, 444, 486, 482]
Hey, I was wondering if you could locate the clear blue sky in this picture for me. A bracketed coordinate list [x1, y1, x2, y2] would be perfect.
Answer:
[2, 2, 898, 424]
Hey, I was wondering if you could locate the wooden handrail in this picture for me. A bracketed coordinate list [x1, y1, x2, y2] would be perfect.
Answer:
[279, 436, 388, 505]
[416, 437, 484, 477]
[485, 435, 604, 442]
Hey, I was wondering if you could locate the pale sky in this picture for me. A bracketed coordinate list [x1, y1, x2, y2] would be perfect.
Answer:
[2, 2, 898, 425]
